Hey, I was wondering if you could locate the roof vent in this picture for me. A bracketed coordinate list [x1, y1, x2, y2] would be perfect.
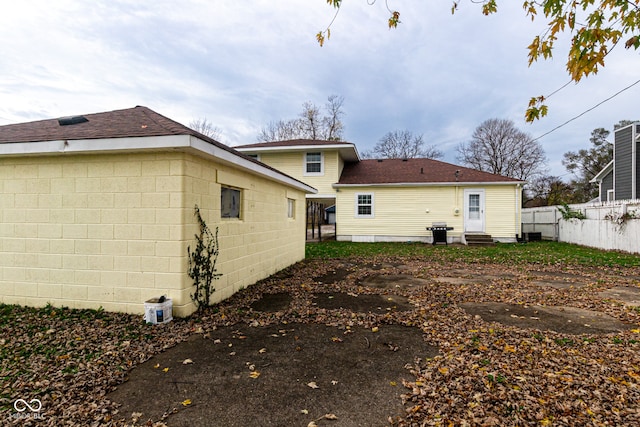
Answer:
[58, 115, 88, 126]
[377, 159, 383, 162]
[402, 158, 408, 162]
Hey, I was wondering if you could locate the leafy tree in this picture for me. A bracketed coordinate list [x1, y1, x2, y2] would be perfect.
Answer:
[562, 120, 636, 202]
[189, 117, 222, 140]
[320, 1, 640, 121]
[258, 95, 345, 142]
[361, 130, 443, 159]
[525, 175, 577, 207]
[456, 118, 547, 181]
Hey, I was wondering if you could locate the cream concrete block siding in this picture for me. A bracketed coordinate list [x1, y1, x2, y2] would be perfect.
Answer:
[0, 152, 308, 317]
[251, 150, 342, 197]
[335, 185, 520, 242]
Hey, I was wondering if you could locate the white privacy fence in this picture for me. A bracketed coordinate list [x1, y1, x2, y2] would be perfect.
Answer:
[522, 200, 640, 254]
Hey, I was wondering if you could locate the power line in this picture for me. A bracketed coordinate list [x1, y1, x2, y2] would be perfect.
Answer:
[533, 78, 640, 142]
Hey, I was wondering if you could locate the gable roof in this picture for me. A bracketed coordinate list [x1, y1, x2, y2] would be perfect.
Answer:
[590, 160, 614, 183]
[0, 106, 316, 194]
[336, 158, 525, 186]
[235, 139, 360, 162]
[1, 105, 221, 144]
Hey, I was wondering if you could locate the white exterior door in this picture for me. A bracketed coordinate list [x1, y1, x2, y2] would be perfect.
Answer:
[464, 189, 485, 233]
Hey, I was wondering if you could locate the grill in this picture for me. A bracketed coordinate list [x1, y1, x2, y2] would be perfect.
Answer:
[426, 222, 453, 245]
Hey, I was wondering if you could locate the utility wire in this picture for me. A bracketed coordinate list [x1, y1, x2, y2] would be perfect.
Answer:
[532, 78, 640, 142]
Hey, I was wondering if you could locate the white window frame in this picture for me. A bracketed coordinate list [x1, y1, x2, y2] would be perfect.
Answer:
[607, 189, 615, 202]
[287, 198, 295, 219]
[355, 193, 374, 218]
[304, 152, 324, 176]
[221, 186, 242, 219]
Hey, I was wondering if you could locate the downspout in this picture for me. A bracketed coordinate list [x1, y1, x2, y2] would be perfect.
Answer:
[634, 125, 638, 200]
[515, 184, 521, 239]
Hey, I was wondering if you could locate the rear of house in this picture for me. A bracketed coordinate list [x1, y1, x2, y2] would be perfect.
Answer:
[334, 159, 524, 243]
[0, 107, 314, 317]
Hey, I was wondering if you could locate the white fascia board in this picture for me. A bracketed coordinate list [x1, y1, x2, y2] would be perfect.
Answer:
[236, 144, 355, 153]
[333, 181, 525, 188]
[306, 193, 336, 199]
[0, 135, 316, 194]
[590, 160, 614, 183]
[0, 135, 189, 155]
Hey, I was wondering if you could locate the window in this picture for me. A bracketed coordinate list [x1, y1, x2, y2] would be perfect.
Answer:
[355, 193, 374, 218]
[305, 152, 323, 175]
[221, 186, 241, 219]
[287, 198, 295, 219]
[468, 194, 481, 220]
[607, 189, 615, 202]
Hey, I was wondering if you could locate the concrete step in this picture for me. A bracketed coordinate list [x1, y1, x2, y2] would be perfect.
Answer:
[465, 234, 495, 246]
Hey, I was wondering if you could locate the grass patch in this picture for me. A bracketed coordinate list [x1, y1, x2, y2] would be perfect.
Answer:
[306, 241, 640, 268]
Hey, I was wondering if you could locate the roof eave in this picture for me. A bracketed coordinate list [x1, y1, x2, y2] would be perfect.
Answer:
[0, 135, 317, 194]
[590, 160, 614, 183]
[333, 181, 525, 188]
[236, 143, 360, 162]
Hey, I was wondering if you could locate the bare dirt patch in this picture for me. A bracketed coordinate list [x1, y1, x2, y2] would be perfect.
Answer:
[312, 292, 412, 313]
[360, 274, 430, 291]
[108, 323, 437, 427]
[600, 286, 640, 307]
[460, 302, 631, 334]
[249, 292, 292, 312]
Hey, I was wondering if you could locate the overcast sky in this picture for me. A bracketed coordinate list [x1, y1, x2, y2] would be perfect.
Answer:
[1, 1, 638, 179]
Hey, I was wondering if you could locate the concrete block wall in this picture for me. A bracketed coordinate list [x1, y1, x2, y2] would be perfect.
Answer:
[0, 151, 307, 318]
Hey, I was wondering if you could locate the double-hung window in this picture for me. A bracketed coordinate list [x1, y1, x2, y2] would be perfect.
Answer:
[355, 193, 374, 218]
[304, 152, 323, 175]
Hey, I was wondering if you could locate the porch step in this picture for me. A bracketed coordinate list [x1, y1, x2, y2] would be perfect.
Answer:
[465, 233, 495, 246]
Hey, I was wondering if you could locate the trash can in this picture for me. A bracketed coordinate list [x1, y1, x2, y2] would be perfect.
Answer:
[426, 222, 454, 245]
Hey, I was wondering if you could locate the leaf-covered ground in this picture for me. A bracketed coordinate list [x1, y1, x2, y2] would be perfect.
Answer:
[3, 251, 640, 426]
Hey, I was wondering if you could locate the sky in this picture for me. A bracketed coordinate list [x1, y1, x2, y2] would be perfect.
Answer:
[1, 0, 639, 180]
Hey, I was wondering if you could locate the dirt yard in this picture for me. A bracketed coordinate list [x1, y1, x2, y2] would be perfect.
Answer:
[106, 257, 640, 426]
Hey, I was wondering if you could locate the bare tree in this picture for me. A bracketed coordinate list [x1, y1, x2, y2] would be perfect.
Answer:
[257, 95, 345, 142]
[362, 130, 443, 159]
[257, 119, 302, 142]
[189, 117, 222, 140]
[456, 118, 546, 181]
[321, 94, 345, 141]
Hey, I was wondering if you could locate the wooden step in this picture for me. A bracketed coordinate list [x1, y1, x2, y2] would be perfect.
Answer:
[464, 233, 495, 246]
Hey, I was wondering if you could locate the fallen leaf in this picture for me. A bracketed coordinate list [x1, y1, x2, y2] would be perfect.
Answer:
[249, 371, 261, 379]
[259, 348, 267, 353]
[307, 381, 319, 389]
[372, 327, 379, 333]
[300, 409, 309, 415]
[182, 358, 194, 365]
[307, 422, 318, 427]
[181, 399, 192, 406]
[154, 363, 160, 369]
[324, 413, 338, 420]
[163, 367, 169, 373]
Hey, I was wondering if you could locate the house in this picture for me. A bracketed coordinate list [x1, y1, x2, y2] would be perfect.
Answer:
[591, 122, 640, 202]
[235, 139, 359, 210]
[0, 107, 315, 317]
[236, 140, 525, 243]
